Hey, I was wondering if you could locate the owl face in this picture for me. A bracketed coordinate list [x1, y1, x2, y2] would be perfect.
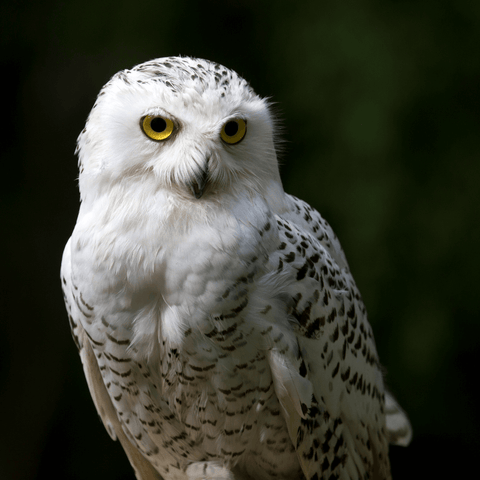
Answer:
[77, 57, 281, 203]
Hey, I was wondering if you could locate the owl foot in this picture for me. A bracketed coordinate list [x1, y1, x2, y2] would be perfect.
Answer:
[186, 462, 237, 480]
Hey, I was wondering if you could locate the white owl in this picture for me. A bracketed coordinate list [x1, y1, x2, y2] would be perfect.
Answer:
[61, 56, 411, 480]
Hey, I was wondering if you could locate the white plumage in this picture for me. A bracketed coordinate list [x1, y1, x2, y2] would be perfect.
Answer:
[61, 56, 411, 480]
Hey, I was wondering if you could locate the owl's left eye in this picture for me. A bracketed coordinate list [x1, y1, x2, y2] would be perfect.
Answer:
[220, 118, 247, 145]
[141, 115, 174, 141]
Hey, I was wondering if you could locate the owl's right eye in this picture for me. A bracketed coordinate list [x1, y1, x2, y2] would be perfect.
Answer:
[141, 115, 175, 141]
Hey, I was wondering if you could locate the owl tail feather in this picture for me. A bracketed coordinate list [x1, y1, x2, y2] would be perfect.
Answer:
[384, 390, 412, 447]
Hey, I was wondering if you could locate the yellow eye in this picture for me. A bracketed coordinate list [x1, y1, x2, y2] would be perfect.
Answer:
[220, 118, 247, 145]
[141, 115, 174, 141]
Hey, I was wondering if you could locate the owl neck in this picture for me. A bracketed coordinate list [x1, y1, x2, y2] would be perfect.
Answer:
[79, 174, 287, 233]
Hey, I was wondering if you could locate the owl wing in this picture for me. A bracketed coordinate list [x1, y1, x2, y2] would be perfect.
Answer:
[267, 195, 411, 480]
[61, 240, 163, 480]
[79, 323, 163, 480]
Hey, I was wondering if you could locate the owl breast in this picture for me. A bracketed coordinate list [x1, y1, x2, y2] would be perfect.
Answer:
[69, 190, 303, 479]
[147, 201, 302, 478]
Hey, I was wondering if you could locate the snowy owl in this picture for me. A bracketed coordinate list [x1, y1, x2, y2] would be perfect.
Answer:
[61, 56, 411, 480]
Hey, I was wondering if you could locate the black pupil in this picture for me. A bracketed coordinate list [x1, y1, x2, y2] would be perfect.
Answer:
[151, 117, 167, 132]
[224, 121, 239, 137]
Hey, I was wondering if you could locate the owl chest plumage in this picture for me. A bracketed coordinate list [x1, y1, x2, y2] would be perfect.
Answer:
[67, 191, 302, 477]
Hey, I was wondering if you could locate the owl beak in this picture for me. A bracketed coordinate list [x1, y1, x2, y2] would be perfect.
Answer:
[188, 158, 209, 199]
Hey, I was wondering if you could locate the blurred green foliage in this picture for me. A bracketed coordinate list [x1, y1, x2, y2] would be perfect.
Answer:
[1, 1, 479, 479]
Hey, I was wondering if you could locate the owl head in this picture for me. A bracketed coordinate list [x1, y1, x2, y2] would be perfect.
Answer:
[76, 57, 282, 206]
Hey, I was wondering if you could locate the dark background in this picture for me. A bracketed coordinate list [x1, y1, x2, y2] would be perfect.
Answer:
[1, 1, 479, 479]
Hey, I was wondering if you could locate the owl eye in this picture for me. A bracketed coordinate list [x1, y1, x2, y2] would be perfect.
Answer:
[220, 118, 247, 145]
[141, 115, 174, 141]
